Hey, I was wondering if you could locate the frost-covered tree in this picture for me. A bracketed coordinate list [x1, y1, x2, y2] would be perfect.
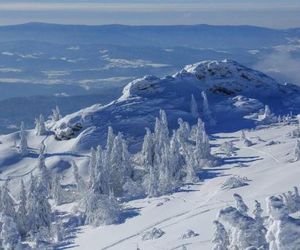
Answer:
[72, 161, 86, 194]
[176, 118, 190, 146]
[51, 106, 62, 122]
[240, 130, 246, 141]
[212, 220, 229, 250]
[17, 180, 28, 238]
[35, 114, 47, 136]
[190, 94, 199, 118]
[88, 147, 97, 188]
[293, 140, 300, 161]
[253, 200, 264, 223]
[1, 215, 21, 250]
[201, 91, 216, 126]
[218, 206, 267, 249]
[19, 122, 28, 156]
[27, 178, 52, 236]
[185, 152, 197, 184]
[85, 191, 121, 226]
[233, 193, 249, 216]
[106, 126, 115, 155]
[266, 195, 300, 250]
[37, 145, 51, 193]
[2, 180, 17, 219]
[52, 174, 65, 205]
[220, 141, 235, 157]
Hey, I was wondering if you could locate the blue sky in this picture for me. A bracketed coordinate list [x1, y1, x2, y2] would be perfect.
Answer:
[0, 0, 299, 28]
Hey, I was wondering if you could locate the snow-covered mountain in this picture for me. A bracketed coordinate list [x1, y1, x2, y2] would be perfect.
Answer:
[0, 59, 300, 250]
[52, 59, 300, 151]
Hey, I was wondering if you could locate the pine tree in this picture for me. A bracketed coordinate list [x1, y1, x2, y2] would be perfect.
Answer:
[17, 180, 28, 238]
[212, 220, 229, 250]
[19, 121, 28, 156]
[253, 200, 265, 232]
[202, 91, 216, 126]
[106, 126, 115, 155]
[35, 114, 47, 136]
[53, 174, 65, 205]
[72, 161, 86, 194]
[51, 105, 62, 122]
[2, 179, 17, 219]
[190, 94, 199, 118]
[88, 147, 97, 188]
[1, 215, 21, 249]
[233, 193, 249, 216]
[294, 140, 300, 161]
[37, 145, 51, 193]
[27, 178, 52, 236]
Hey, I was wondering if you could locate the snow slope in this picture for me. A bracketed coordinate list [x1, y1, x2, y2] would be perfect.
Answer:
[71, 122, 300, 250]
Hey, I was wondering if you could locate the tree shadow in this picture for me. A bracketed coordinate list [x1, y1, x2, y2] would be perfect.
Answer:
[118, 207, 141, 224]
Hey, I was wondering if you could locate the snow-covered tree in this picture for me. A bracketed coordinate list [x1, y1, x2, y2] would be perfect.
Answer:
[72, 161, 86, 194]
[1, 215, 21, 250]
[176, 118, 190, 146]
[253, 200, 265, 232]
[240, 130, 246, 141]
[37, 145, 51, 193]
[27, 178, 52, 236]
[88, 147, 97, 188]
[52, 174, 65, 205]
[220, 141, 236, 157]
[233, 193, 249, 216]
[19, 122, 28, 156]
[201, 91, 216, 126]
[212, 220, 229, 250]
[35, 114, 47, 136]
[293, 140, 300, 161]
[218, 206, 267, 249]
[190, 94, 199, 118]
[85, 192, 121, 226]
[50, 106, 62, 122]
[17, 180, 28, 238]
[106, 126, 115, 155]
[266, 195, 300, 250]
[2, 180, 17, 219]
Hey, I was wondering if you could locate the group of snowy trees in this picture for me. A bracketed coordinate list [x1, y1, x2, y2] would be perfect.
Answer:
[17, 106, 62, 156]
[212, 187, 300, 250]
[0, 146, 68, 249]
[84, 110, 215, 225]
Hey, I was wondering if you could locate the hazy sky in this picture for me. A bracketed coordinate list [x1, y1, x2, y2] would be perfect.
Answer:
[0, 0, 299, 28]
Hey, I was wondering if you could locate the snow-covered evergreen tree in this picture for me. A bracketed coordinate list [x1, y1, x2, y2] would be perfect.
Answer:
[35, 114, 47, 136]
[233, 193, 249, 216]
[190, 94, 199, 118]
[293, 140, 300, 161]
[219, 206, 267, 249]
[1, 215, 21, 250]
[266, 195, 300, 250]
[88, 147, 97, 188]
[52, 174, 65, 205]
[17, 180, 28, 238]
[85, 191, 121, 226]
[19, 122, 28, 156]
[37, 145, 51, 193]
[253, 200, 265, 232]
[72, 161, 86, 194]
[212, 220, 229, 250]
[220, 141, 235, 157]
[201, 91, 216, 126]
[51, 106, 62, 122]
[1, 180, 17, 219]
[27, 177, 52, 236]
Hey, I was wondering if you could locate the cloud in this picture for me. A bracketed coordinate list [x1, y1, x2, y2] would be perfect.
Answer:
[255, 50, 300, 86]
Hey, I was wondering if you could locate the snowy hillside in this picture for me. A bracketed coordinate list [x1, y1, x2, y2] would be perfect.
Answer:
[0, 60, 300, 249]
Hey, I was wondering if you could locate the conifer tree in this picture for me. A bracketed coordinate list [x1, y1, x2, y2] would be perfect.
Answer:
[19, 122, 28, 156]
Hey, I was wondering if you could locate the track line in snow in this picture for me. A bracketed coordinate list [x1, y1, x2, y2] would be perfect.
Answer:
[240, 146, 281, 163]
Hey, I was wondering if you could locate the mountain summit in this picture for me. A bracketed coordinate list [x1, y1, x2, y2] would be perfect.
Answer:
[52, 60, 300, 150]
